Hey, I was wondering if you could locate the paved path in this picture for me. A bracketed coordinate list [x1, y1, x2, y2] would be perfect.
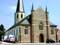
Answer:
[0, 42, 60, 45]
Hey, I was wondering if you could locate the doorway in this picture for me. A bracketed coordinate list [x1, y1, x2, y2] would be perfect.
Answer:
[39, 34, 44, 42]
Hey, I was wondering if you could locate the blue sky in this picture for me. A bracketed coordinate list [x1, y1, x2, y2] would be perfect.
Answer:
[0, 0, 60, 29]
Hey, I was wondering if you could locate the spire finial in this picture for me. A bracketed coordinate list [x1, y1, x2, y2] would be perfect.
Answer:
[45, 6, 48, 14]
[45, 6, 47, 11]
[31, 3, 34, 12]
[16, 0, 20, 12]
[16, 0, 25, 12]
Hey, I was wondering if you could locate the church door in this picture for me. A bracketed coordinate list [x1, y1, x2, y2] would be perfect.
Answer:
[39, 34, 44, 42]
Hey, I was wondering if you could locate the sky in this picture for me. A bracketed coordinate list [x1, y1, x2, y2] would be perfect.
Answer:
[0, 0, 60, 30]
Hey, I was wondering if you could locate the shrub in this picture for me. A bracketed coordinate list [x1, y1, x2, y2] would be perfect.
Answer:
[46, 39, 55, 43]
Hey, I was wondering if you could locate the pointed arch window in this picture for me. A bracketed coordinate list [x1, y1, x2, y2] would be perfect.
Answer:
[19, 27, 21, 41]
[24, 29, 28, 34]
[39, 21, 43, 30]
[24, 26, 28, 34]
[21, 14, 23, 18]
[17, 14, 19, 19]
[51, 28, 54, 34]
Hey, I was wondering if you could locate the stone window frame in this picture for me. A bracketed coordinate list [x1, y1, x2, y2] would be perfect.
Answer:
[39, 21, 43, 30]
[24, 26, 28, 34]
[24, 29, 28, 34]
[19, 27, 21, 41]
[51, 28, 54, 34]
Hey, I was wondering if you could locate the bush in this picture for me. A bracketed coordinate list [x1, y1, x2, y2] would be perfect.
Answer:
[59, 40, 60, 42]
[46, 39, 55, 43]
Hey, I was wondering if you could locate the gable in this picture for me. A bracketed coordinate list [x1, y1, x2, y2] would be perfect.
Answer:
[36, 7, 45, 14]
[32, 7, 46, 22]
[21, 17, 30, 25]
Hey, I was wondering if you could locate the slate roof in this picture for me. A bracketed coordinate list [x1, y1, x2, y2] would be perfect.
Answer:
[49, 22, 57, 27]
[50, 25, 57, 27]
[6, 15, 31, 32]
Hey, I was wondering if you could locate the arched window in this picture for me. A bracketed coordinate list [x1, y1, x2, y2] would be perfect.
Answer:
[24, 29, 28, 34]
[19, 28, 21, 41]
[21, 14, 23, 18]
[24, 26, 28, 34]
[39, 21, 43, 30]
[51, 28, 54, 34]
[17, 14, 19, 19]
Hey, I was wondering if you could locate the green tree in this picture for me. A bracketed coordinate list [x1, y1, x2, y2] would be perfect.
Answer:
[0, 24, 5, 41]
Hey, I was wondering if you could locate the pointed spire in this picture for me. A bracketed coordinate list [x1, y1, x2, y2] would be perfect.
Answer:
[45, 6, 48, 14]
[31, 3, 34, 12]
[16, 0, 20, 12]
[16, 0, 24, 12]
[45, 6, 47, 12]
[45, 6, 49, 40]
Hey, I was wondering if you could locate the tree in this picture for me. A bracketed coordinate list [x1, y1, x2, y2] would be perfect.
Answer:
[0, 24, 5, 41]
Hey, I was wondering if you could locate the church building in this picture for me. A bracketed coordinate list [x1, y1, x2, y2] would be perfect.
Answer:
[5, 0, 57, 43]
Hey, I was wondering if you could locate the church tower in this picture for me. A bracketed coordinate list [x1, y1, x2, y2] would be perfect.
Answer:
[15, 0, 25, 24]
